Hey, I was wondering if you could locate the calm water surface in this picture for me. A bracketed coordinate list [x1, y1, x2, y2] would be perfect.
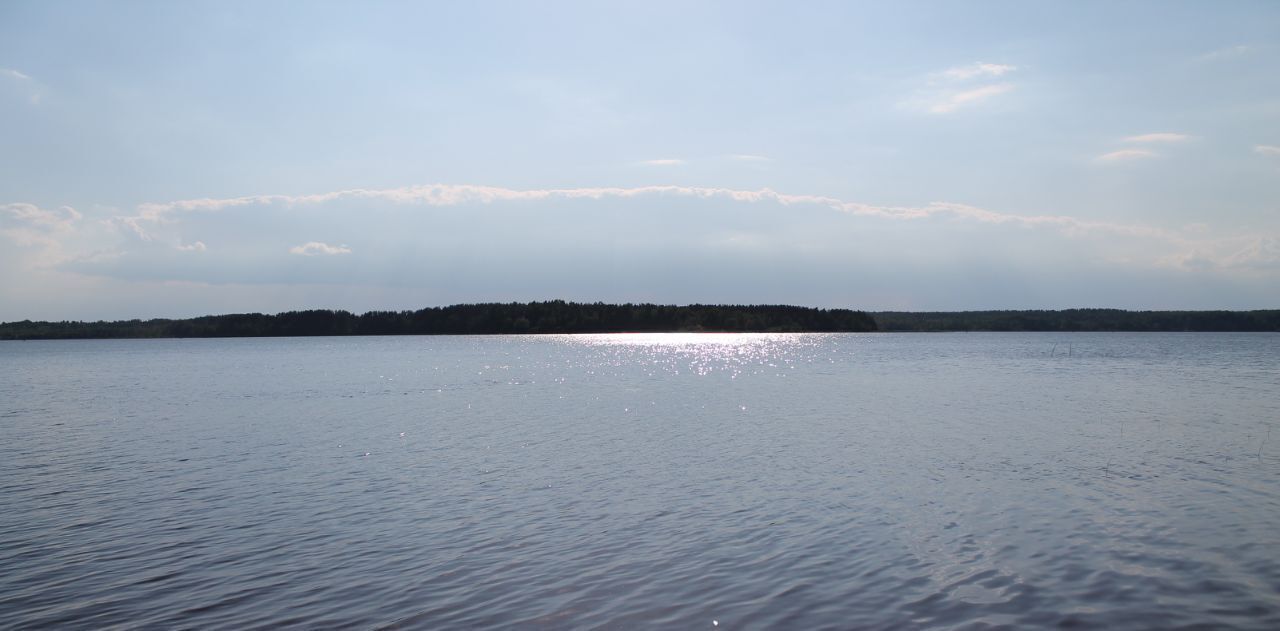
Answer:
[1, 333, 1278, 629]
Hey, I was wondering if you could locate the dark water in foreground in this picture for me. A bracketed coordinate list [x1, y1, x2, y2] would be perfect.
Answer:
[1, 333, 1278, 629]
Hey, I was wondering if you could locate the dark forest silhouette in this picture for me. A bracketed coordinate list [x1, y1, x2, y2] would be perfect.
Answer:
[873, 309, 1280, 332]
[0, 301, 877, 339]
[3, 303, 1278, 340]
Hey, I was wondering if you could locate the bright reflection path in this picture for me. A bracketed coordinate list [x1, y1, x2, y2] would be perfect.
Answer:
[563, 332, 798, 346]
[554, 332, 840, 377]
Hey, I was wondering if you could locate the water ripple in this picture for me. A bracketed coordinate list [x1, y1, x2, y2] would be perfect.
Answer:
[1, 333, 1278, 628]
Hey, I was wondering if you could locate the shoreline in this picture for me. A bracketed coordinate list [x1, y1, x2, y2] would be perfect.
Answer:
[3, 303, 1279, 339]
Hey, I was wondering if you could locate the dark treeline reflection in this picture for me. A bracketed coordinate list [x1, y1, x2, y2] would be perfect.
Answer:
[873, 309, 1280, 332]
[0, 301, 878, 339]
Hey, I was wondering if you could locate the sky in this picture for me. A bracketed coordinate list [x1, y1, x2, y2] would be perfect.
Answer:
[2, 1, 1278, 320]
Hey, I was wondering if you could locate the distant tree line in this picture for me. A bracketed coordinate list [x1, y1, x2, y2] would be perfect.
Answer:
[0, 301, 878, 340]
[6, 305, 1279, 340]
[872, 309, 1280, 332]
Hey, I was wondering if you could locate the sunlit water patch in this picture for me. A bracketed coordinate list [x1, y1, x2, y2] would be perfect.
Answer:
[1, 333, 1278, 628]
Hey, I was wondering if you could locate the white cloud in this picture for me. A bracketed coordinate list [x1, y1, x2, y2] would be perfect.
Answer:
[940, 62, 1017, 81]
[10, 183, 1278, 311]
[1166, 236, 1280, 272]
[1255, 145, 1280, 156]
[638, 159, 685, 166]
[915, 62, 1018, 114]
[127, 183, 1184, 242]
[0, 68, 31, 81]
[110, 216, 156, 242]
[1096, 149, 1157, 162]
[0, 68, 43, 104]
[0, 204, 86, 263]
[1199, 45, 1252, 62]
[1123, 133, 1191, 143]
[928, 83, 1014, 114]
[3, 203, 81, 228]
[289, 241, 351, 256]
[1094, 134, 1186, 165]
[1223, 237, 1280, 270]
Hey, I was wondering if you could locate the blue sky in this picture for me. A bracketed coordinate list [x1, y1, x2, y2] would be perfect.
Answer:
[2, 1, 1278, 320]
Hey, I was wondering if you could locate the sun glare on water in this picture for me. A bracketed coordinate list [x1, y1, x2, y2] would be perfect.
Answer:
[564, 332, 797, 347]
[552, 332, 836, 377]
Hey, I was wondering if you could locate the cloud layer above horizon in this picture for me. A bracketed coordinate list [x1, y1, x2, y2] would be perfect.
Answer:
[2, 183, 1277, 319]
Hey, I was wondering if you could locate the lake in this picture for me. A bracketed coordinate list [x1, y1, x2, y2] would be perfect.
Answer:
[1, 333, 1278, 629]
